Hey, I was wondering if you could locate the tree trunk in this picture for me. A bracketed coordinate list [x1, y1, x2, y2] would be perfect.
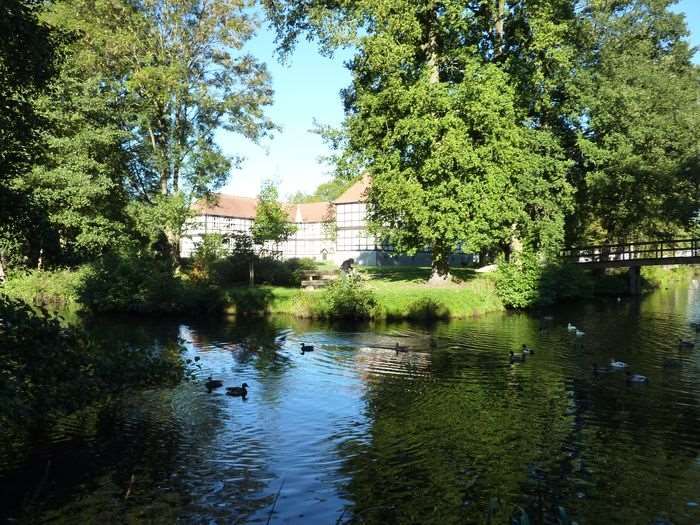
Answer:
[249, 258, 255, 287]
[160, 171, 169, 195]
[429, 244, 451, 284]
[494, 0, 505, 55]
[422, 10, 439, 84]
[0, 258, 5, 283]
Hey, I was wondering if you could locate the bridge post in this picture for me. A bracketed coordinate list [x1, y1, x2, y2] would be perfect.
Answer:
[628, 266, 641, 295]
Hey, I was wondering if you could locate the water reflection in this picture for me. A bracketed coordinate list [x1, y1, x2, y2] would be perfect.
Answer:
[1, 283, 700, 523]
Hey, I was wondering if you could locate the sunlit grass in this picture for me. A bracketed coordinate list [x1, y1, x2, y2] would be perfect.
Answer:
[226, 266, 504, 319]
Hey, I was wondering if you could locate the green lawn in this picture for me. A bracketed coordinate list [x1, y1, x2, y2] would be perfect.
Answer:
[225, 266, 503, 319]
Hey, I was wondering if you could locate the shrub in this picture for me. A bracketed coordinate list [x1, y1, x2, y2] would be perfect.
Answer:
[2, 267, 90, 308]
[315, 274, 378, 319]
[495, 253, 594, 308]
[209, 255, 317, 287]
[80, 251, 225, 314]
[495, 253, 541, 308]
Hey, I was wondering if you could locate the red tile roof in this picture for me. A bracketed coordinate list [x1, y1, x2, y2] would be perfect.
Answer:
[333, 174, 371, 204]
[195, 194, 258, 219]
[286, 202, 334, 223]
[195, 194, 334, 223]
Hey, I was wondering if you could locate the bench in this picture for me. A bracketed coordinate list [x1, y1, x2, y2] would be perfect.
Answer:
[299, 270, 339, 289]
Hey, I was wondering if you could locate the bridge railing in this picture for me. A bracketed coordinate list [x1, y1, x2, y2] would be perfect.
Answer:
[560, 238, 700, 264]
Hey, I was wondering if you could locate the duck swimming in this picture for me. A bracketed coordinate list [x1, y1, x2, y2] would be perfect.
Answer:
[226, 383, 249, 398]
[300, 343, 314, 353]
[679, 339, 694, 349]
[610, 359, 628, 369]
[625, 371, 649, 384]
[567, 323, 577, 331]
[521, 344, 534, 355]
[205, 377, 223, 391]
[510, 351, 526, 363]
[575, 329, 585, 337]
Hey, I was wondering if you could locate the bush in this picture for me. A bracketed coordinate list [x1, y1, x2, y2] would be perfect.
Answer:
[80, 251, 224, 314]
[314, 274, 378, 319]
[2, 267, 90, 308]
[404, 297, 450, 320]
[209, 255, 317, 287]
[495, 253, 594, 308]
[495, 253, 542, 308]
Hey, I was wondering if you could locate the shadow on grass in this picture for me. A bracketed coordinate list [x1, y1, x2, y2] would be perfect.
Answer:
[361, 266, 479, 284]
[383, 297, 451, 321]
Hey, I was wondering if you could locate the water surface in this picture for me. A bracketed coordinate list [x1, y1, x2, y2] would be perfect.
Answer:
[2, 282, 700, 523]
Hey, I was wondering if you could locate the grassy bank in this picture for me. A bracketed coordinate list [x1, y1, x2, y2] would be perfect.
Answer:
[225, 267, 503, 319]
[3, 263, 696, 320]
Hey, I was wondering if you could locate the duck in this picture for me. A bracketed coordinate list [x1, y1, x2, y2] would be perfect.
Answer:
[678, 339, 694, 349]
[625, 371, 649, 384]
[205, 376, 223, 391]
[395, 342, 409, 354]
[575, 329, 585, 337]
[543, 315, 554, 321]
[567, 323, 577, 332]
[300, 343, 314, 353]
[610, 359, 628, 369]
[510, 351, 526, 363]
[521, 344, 534, 355]
[226, 383, 249, 398]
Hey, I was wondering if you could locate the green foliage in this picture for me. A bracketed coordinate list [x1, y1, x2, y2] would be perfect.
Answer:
[0, 294, 186, 434]
[495, 254, 543, 309]
[208, 255, 317, 287]
[496, 253, 596, 309]
[79, 251, 224, 314]
[265, 0, 699, 263]
[191, 233, 228, 281]
[573, 1, 700, 242]
[27, 0, 275, 260]
[252, 180, 297, 248]
[0, 0, 60, 268]
[315, 274, 378, 319]
[288, 177, 356, 204]
[265, 0, 575, 275]
[1, 267, 90, 308]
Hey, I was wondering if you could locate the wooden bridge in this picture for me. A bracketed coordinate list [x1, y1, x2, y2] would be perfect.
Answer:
[560, 238, 700, 294]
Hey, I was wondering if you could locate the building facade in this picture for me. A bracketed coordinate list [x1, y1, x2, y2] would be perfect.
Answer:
[181, 176, 471, 267]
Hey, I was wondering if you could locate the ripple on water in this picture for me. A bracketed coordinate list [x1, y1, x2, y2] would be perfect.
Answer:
[2, 286, 700, 523]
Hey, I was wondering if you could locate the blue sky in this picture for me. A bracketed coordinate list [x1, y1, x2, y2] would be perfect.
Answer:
[220, 1, 700, 199]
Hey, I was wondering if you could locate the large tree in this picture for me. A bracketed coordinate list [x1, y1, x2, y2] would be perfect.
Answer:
[265, 0, 699, 263]
[265, 0, 574, 277]
[34, 0, 276, 259]
[571, 0, 700, 242]
[0, 0, 60, 272]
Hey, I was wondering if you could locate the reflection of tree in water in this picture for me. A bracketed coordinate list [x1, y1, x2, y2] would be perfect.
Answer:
[1, 318, 278, 523]
[186, 316, 296, 377]
[570, 373, 700, 524]
[336, 336, 700, 524]
[336, 350, 574, 524]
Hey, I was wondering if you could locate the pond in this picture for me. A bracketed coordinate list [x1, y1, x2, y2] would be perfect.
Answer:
[2, 281, 700, 524]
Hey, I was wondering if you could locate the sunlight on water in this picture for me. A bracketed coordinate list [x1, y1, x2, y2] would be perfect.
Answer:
[2, 282, 700, 523]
